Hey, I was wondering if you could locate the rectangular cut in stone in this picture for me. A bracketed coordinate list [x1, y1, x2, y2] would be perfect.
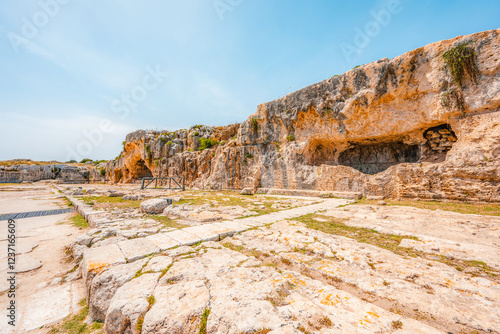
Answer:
[164, 229, 201, 246]
[117, 238, 160, 262]
[82, 244, 126, 287]
[82, 210, 107, 221]
[87, 214, 112, 227]
[181, 225, 221, 242]
[146, 233, 181, 251]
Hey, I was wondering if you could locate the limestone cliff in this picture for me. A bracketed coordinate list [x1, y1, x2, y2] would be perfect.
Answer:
[0, 161, 93, 183]
[105, 29, 500, 203]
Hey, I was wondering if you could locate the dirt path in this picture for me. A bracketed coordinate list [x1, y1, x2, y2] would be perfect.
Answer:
[0, 183, 87, 333]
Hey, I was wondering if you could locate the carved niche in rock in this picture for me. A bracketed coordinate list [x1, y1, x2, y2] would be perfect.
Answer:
[421, 124, 457, 163]
[338, 141, 420, 175]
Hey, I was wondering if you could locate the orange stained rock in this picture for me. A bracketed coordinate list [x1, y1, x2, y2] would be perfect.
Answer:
[87, 260, 110, 275]
[320, 293, 340, 306]
[283, 273, 306, 287]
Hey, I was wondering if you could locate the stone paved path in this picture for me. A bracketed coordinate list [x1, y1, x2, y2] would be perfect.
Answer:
[72, 195, 350, 281]
[60, 187, 500, 334]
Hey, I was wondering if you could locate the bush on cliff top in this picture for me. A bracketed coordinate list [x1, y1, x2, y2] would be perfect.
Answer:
[198, 138, 219, 151]
[442, 41, 479, 88]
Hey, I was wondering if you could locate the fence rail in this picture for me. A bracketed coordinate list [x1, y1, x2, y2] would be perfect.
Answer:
[141, 177, 185, 190]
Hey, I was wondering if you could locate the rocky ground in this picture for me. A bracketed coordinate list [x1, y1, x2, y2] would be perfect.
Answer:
[0, 182, 497, 333]
[17, 183, 495, 334]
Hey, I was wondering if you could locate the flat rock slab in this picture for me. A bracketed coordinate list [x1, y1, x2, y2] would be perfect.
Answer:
[16, 254, 42, 273]
[142, 280, 210, 333]
[181, 225, 221, 242]
[164, 229, 201, 246]
[117, 238, 160, 262]
[82, 244, 126, 284]
[0, 239, 38, 258]
[143, 256, 173, 272]
[146, 233, 180, 251]
[187, 211, 223, 222]
[17, 282, 83, 333]
[211, 221, 250, 236]
[104, 273, 160, 332]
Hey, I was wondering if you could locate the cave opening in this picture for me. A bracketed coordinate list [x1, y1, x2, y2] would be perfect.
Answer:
[304, 139, 337, 166]
[132, 159, 153, 179]
[338, 141, 420, 175]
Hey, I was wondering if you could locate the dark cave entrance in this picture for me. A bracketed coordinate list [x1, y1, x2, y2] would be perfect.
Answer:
[132, 159, 153, 179]
[338, 141, 420, 175]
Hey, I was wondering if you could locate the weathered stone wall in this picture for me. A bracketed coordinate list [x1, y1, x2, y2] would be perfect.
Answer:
[0, 163, 93, 183]
[106, 29, 500, 202]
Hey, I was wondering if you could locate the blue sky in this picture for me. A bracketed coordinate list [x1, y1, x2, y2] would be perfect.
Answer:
[0, 0, 499, 161]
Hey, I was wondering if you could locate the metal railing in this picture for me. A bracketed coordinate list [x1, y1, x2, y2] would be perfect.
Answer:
[141, 177, 185, 190]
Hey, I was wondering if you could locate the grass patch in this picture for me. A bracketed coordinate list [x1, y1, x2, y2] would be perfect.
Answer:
[222, 242, 245, 253]
[391, 320, 403, 329]
[292, 213, 418, 255]
[355, 197, 500, 217]
[177, 191, 292, 217]
[265, 283, 292, 307]
[199, 308, 210, 334]
[318, 316, 332, 327]
[292, 213, 499, 279]
[68, 213, 88, 229]
[49, 299, 103, 334]
[81, 196, 141, 209]
[147, 215, 187, 229]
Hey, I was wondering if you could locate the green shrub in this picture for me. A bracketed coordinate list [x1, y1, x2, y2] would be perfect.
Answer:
[166, 141, 174, 146]
[286, 135, 295, 141]
[245, 153, 254, 159]
[442, 41, 479, 88]
[99, 168, 106, 177]
[80, 158, 92, 164]
[145, 144, 152, 163]
[251, 118, 259, 132]
[198, 138, 219, 151]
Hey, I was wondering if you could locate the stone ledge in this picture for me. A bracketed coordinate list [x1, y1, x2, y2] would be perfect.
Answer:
[117, 238, 160, 262]
[257, 188, 363, 200]
[82, 244, 127, 295]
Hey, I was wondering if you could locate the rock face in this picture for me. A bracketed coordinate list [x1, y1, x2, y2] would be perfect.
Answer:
[104, 29, 500, 203]
[0, 162, 94, 183]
